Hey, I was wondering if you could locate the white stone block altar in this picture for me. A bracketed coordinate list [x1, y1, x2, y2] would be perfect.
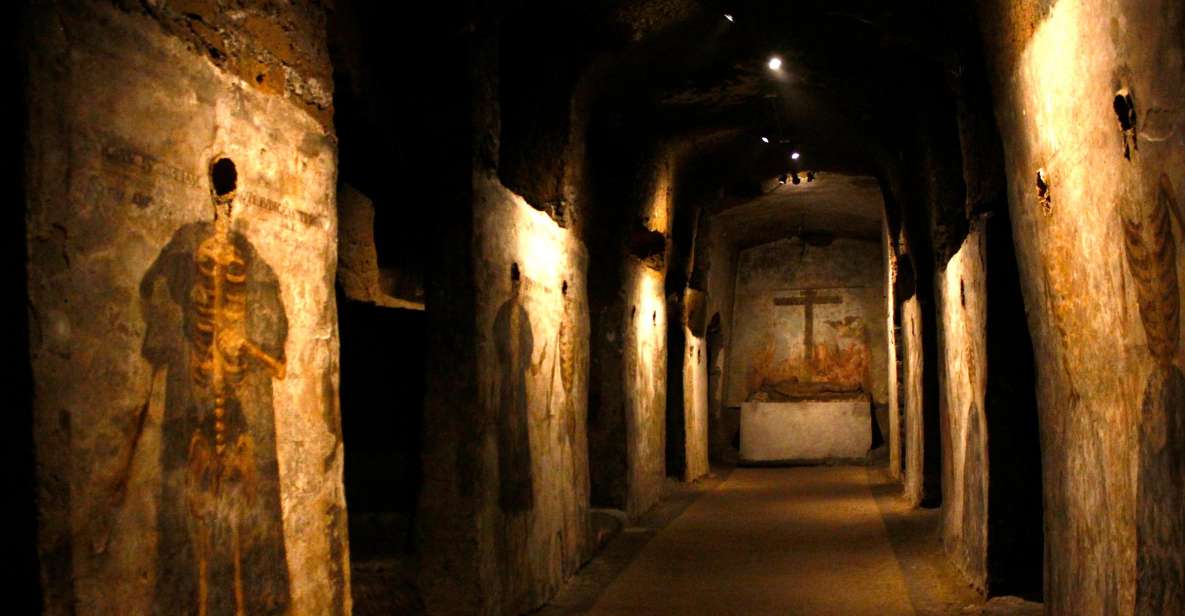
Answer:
[740, 395, 871, 463]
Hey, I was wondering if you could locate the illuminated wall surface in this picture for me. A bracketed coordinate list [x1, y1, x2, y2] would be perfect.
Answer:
[882, 220, 901, 480]
[682, 318, 710, 482]
[981, 0, 1185, 611]
[901, 296, 926, 508]
[27, 4, 348, 614]
[726, 238, 888, 408]
[470, 174, 591, 613]
[938, 228, 989, 593]
[623, 263, 668, 517]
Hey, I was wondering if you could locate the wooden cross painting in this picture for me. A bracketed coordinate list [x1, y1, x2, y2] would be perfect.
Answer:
[773, 288, 843, 367]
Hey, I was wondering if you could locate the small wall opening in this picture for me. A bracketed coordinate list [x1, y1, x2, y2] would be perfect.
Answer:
[1036, 170, 1052, 216]
[211, 157, 237, 195]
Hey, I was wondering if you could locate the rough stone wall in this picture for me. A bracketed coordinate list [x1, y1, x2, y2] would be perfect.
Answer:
[127, 0, 334, 128]
[937, 226, 990, 592]
[336, 184, 424, 310]
[725, 238, 888, 408]
[884, 220, 902, 478]
[27, 3, 347, 614]
[586, 137, 673, 517]
[901, 295, 926, 507]
[979, 0, 1185, 611]
[469, 174, 592, 613]
[681, 297, 710, 481]
[587, 256, 667, 517]
[622, 261, 669, 517]
[414, 19, 598, 613]
[704, 218, 739, 457]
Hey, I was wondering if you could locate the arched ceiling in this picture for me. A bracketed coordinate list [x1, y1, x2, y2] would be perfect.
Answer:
[712, 173, 884, 248]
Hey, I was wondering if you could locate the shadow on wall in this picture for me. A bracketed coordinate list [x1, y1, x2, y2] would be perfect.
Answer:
[493, 262, 535, 514]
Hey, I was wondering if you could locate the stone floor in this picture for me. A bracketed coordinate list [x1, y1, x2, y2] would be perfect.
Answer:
[543, 465, 1044, 616]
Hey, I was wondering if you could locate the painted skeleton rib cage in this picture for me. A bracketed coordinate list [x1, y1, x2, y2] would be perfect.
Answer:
[141, 157, 291, 615]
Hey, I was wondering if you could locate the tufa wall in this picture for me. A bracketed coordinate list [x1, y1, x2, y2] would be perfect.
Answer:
[704, 216, 739, 457]
[588, 143, 672, 519]
[901, 293, 926, 507]
[27, 2, 348, 614]
[622, 262, 669, 516]
[884, 220, 902, 478]
[473, 175, 591, 612]
[938, 226, 990, 592]
[980, 0, 1185, 611]
[725, 238, 888, 409]
[417, 22, 593, 614]
[681, 289, 710, 482]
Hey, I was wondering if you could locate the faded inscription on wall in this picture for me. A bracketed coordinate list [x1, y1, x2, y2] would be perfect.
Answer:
[140, 159, 291, 614]
[78, 126, 326, 233]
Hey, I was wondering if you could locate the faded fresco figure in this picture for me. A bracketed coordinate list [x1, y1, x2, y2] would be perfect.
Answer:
[139, 158, 290, 615]
[493, 263, 536, 513]
[1123, 173, 1185, 614]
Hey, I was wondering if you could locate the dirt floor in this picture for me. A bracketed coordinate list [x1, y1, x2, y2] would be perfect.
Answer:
[540, 465, 1044, 616]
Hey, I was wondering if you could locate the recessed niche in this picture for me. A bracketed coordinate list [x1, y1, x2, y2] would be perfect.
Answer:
[1036, 169, 1052, 216]
[1113, 88, 1137, 160]
[211, 157, 237, 195]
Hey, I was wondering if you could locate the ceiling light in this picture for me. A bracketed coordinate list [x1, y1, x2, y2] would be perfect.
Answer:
[724, 14, 734, 22]
[791, 151, 800, 160]
[761, 136, 770, 143]
[768, 56, 782, 71]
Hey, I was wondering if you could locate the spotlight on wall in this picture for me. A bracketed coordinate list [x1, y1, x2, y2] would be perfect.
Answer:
[778, 173, 788, 185]
[767, 56, 782, 71]
[791, 151, 800, 160]
[761, 136, 770, 143]
[724, 13, 734, 22]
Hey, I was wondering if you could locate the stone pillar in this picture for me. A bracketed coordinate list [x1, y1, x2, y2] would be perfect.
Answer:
[979, 0, 1185, 610]
[884, 219, 902, 479]
[416, 25, 592, 614]
[26, 4, 348, 614]
[681, 289, 710, 481]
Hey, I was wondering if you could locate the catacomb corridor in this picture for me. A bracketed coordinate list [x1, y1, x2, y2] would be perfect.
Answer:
[11, 0, 1185, 614]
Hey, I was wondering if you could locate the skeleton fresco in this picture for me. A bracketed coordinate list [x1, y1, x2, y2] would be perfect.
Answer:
[140, 158, 290, 615]
[1123, 173, 1185, 614]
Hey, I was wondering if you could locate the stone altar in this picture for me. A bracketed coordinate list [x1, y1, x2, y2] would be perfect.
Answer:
[740, 394, 871, 463]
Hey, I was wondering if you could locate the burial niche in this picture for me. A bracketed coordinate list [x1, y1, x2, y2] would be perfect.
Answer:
[138, 157, 291, 614]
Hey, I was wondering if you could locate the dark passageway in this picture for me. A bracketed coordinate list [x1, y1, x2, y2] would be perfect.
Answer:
[18, 1, 1185, 615]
